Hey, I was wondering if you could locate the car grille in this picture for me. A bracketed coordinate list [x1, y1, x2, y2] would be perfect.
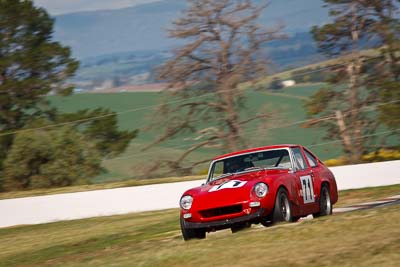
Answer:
[199, 204, 243, 218]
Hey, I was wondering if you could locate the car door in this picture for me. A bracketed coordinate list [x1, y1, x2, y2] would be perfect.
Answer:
[290, 147, 319, 215]
[303, 148, 323, 202]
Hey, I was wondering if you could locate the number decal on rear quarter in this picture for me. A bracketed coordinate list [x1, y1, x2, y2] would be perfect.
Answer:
[300, 175, 315, 203]
[209, 180, 247, 192]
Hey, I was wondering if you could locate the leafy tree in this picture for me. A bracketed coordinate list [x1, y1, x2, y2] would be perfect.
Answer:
[0, 0, 79, 164]
[0, 108, 138, 190]
[364, 0, 400, 130]
[145, 0, 284, 175]
[57, 108, 138, 158]
[307, 0, 399, 163]
[1, 124, 101, 190]
[0, 1, 137, 186]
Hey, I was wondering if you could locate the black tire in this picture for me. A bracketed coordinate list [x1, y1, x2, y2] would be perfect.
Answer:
[292, 216, 301, 222]
[180, 217, 206, 241]
[314, 185, 332, 218]
[272, 188, 294, 223]
[260, 216, 273, 227]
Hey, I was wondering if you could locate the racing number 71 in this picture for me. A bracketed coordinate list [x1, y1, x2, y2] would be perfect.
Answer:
[300, 175, 315, 204]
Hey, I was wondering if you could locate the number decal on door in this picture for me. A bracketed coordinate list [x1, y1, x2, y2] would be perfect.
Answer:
[300, 175, 315, 203]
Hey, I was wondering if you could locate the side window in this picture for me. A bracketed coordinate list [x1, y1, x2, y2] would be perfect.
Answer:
[304, 149, 318, 168]
[292, 147, 308, 170]
[210, 161, 224, 180]
[277, 154, 292, 169]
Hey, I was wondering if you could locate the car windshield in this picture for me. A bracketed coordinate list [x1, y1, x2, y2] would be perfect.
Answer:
[208, 149, 291, 181]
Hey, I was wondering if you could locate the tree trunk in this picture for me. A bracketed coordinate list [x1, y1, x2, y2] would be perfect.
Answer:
[335, 110, 352, 155]
[347, 3, 364, 163]
[222, 86, 241, 151]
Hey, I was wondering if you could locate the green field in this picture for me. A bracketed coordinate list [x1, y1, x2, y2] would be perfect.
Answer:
[49, 79, 400, 182]
[48, 84, 346, 182]
[1, 185, 399, 267]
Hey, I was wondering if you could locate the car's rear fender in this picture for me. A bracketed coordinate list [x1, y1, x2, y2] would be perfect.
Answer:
[319, 169, 338, 205]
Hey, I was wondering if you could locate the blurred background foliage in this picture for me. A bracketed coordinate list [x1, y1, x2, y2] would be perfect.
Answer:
[0, 0, 137, 191]
[0, 0, 399, 191]
[2, 124, 101, 190]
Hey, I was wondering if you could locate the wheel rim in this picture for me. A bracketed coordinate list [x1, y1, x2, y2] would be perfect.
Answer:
[280, 194, 291, 221]
[322, 188, 331, 214]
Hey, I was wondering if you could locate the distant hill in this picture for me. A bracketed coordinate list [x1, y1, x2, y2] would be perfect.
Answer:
[73, 32, 325, 90]
[53, 0, 185, 59]
[53, 0, 331, 90]
[54, 0, 330, 59]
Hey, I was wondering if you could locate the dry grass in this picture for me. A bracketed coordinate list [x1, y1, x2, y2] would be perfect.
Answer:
[0, 185, 399, 267]
[336, 184, 400, 207]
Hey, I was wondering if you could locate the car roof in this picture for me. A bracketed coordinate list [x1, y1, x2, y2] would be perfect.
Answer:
[213, 144, 300, 161]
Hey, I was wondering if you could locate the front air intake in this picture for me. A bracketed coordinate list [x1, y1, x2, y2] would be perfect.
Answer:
[199, 204, 242, 218]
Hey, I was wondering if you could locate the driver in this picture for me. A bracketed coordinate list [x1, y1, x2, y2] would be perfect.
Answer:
[226, 158, 254, 173]
[226, 159, 243, 173]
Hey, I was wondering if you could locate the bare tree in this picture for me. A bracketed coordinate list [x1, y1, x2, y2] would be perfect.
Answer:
[144, 0, 284, 175]
[307, 0, 397, 163]
[366, 0, 400, 131]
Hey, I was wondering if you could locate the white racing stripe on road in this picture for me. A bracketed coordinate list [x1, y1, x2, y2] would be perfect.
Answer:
[334, 197, 400, 213]
[386, 195, 400, 199]
[333, 207, 360, 213]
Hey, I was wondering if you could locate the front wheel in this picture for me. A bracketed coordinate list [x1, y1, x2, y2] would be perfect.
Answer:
[231, 222, 251, 233]
[314, 185, 332, 218]
[272, 188, 294, 223]
[180, 217, 206, 241]
[260, 216, 273, 227]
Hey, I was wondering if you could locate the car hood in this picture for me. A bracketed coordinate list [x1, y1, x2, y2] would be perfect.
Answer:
[185, 169, 280, 210]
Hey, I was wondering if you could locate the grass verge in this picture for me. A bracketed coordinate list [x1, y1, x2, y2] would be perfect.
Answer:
[337, 184, 400, 207]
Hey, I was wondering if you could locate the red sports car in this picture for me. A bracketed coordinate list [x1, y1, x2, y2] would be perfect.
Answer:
[179, 144, 338, 240]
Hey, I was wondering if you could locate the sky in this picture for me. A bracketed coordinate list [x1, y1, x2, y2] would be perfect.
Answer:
[33, 0, 162, 15]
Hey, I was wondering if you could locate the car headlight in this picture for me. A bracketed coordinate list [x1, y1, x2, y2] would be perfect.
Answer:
[253, 183, 268, 198]
[180, 195, 193, 210]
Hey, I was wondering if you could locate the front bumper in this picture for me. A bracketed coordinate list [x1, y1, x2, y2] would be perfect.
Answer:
[183, 208, 265, 230]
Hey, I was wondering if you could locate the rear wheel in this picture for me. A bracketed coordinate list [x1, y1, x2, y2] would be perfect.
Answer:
[180, 217, 206, 241]
[314, 185, 332, 218]
[272, 188, 294, 223]
[292, 216, 300, 222]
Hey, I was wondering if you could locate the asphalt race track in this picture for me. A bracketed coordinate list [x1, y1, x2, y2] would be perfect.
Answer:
[333, 195, 400, 213]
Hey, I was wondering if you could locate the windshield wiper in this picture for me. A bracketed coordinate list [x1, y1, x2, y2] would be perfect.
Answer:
[244, 166, 264, 171]
[265, 166, 290, 170]
[211, 173, 233, 182]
